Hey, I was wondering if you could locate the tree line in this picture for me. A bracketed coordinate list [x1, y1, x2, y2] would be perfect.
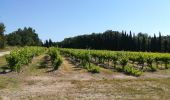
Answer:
[0, 22, 42, 48]
[43, 39, 56, 48]
[56, 30, 170, 52]
[2, 22, 170, 53]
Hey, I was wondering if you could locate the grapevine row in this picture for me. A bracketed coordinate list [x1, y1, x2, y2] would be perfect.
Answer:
[6, 46, 46, 72]
[59, 48, 170, 76]
[60, 48, 100, 73]
[48, 47, 63, 70]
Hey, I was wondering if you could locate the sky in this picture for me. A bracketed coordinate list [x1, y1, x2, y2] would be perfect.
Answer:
[1, 0, 170, 42]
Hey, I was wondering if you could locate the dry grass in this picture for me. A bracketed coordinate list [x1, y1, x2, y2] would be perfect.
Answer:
[9, 78, 170, 100]
[0, 56, 6, 67]
[0, 76, 19, 90]
[67, 79, 170, 100]
[0, 56, 8, 74]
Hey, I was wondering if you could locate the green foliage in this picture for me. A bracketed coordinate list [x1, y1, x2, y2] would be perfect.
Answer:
[48, 47, 63, 70]
[161, 57, 170, 69]
[137, 55, 145, 69]
[147, 57, 157, 71]
[146, 57, 153, 66]
[0, 23, 5, 35]
[137, 55, 145, 64]
[53, 58, 63, 70]
[86, 63, 100, 73]
[6, 46, 46, 73]
[111, 55, 118, 68]
[0, 23, 6, 49]
[155, 57, 160, 68]
[57, 30, 170, 53]
[124, 66, 143, 76]
[6, 27, 42, 46]
[119, 56, 128, 70]
[148, 65, 157, 72]
[84, 51, 91, 63]
[43, 39, 55, 47]
[60, 48, 100, 73]
[59, 48, 170, 76]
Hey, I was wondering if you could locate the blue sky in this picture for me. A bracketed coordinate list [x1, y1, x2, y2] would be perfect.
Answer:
[1, 0, 170, 42]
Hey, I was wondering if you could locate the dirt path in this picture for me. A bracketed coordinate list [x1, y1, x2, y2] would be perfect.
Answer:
[0, 51, 10, 57]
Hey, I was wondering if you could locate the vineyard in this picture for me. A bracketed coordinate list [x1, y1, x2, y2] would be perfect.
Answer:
[1, 47, 170, 99]
[59, 48, 170, 76]
[4, 47, 170, 76]
[4, 47, 64, 73]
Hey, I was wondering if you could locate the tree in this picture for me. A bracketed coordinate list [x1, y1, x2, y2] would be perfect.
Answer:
[6, 32, 21, 46]
[163, 40, 168, 52]
[141, 36, 146, 51]
[6, 27, 42, 46]
[0, 23, 6, 48]
[158, 32, 162, 52]
[44, 40, 49, 47]
[49, 39, 53, 47]
[151, 34, 157, 52]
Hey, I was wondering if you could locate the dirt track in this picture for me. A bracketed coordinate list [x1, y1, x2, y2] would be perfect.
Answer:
[0, 51, 10, 57]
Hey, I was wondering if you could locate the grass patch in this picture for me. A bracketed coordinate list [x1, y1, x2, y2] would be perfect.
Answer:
[0, 76, 19, 89]
[101, 68, 114, 74]
[156, 68, 170, 75]
[24, 54, 48, 76]
[25, 62, 44, 76]
[26, 64, 40, 75]
[0, 56, 9, 73]
[0, 56, 7, 67]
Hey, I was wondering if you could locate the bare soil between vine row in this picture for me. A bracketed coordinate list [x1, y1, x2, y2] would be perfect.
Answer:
[0, 55, 170, 100]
